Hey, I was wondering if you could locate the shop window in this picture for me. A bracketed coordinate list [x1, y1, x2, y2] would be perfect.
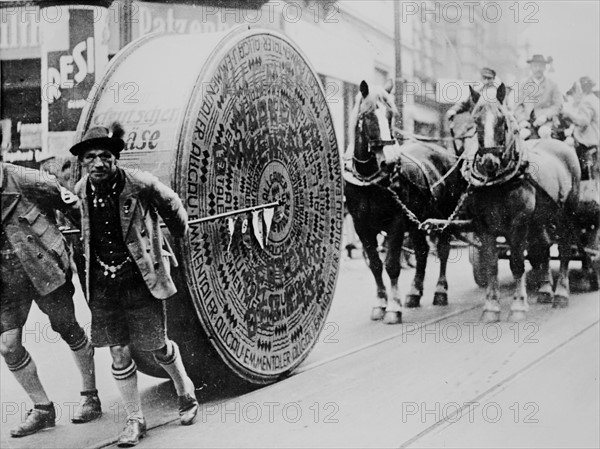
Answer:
[1, 58, 41, 152]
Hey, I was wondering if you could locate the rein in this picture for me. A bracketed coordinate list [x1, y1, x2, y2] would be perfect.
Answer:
[393, 126, 476, 146]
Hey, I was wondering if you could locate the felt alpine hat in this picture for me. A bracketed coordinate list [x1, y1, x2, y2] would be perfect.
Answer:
[69, 122, 125, 158]
[527, 54, 552, 64]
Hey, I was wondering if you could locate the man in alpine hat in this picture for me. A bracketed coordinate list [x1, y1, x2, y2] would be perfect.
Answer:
[69, 123, 199, 447]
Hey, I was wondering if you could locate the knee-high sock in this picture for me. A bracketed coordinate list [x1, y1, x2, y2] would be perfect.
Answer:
[112, 360, 142, 420]
[70, 336, 96, 391]
[154, 341, 194, 397]
[7, 348, 52, 405]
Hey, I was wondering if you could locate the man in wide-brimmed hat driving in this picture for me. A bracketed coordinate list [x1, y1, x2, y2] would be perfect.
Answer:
[514, 54, 563, 139]
[70, 123, 199, 447]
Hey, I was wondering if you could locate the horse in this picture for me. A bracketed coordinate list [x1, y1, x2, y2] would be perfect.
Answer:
[343, 80, 467, 324]
[463, 83, 581, 322]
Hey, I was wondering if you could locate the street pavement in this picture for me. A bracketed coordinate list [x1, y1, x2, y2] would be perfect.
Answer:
[1, 249, 598, 448]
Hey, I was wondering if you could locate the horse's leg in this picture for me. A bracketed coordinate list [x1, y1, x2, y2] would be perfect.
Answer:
[432, 232, 451, 306]
[528, 236, 553, 304]
[508, 223, 530, 322]
[480, 232, 501, 323]
[577, 228, 599, 291]
[358, 229, 388, 320]
[553, 220, 573, 308]
[405, 230, 428, 308]
[382, 223, 404, 324]
[401, 234, 416, 268]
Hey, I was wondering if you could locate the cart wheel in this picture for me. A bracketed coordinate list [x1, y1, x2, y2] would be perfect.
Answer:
[469, 239, 488, 288]
[589, 271, 599, 291]
[593, 224, 600, 284]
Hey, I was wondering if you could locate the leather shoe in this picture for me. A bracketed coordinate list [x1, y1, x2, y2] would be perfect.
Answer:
[72, 390, 102, 423]
[178, 393, 199, 426]
[11, 404, 56, 438]
[117, 416, 147, 447]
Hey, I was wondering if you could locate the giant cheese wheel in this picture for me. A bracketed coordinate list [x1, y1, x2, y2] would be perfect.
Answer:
[76, 27, 343, 386]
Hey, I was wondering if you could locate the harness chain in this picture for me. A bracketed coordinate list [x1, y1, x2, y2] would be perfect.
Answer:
[384, 181, 423, 227]
[439, 188, 471, 232]
[383, 172, 472, 233]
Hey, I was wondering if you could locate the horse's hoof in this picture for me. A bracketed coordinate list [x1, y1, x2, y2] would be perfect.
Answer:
[576, 278, 592, 292]
[432, 292, 448, 306]
[370, 307, 386, 321]
[537, 291, 554, 304]
[404, 295, 421, 308]
[382, 311, 402, 324]
[508, 310, 526, 322]
[481, 310, 500, 323]
[553, 295, 569, 309]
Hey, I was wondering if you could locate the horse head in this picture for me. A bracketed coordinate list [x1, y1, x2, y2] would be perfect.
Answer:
[469, 83, 520, 179]
[349, 80, 397, 180]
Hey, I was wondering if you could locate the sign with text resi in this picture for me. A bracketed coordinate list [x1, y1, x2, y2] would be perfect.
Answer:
[47, 9, 95, 132]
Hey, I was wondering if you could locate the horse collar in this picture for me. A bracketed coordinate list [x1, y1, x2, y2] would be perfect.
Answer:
[369, 139, 397, 148]
[343, 168, 388, 186]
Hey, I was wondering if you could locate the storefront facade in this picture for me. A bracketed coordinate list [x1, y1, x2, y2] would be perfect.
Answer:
[1, 0, 400, 164]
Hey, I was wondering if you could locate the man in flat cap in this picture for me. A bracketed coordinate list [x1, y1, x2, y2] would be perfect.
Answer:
[70, 123, 199, 447]
[445, 67, 499, 156]
[514, 54, 563, 139]
[446, 67, 499, 122]
[1, 161, 101, 437]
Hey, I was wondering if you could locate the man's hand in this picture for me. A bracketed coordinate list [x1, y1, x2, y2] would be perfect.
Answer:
[565, 136, 575, 147]
[519, 127, 532, 140]
[533, 114, 547, 127]
[538, 125, 552, 139]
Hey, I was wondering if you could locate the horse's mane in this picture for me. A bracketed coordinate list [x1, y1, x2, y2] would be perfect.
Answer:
[347, 86, 397, 152]
[473, 95, 519, 127]
[472, 96, 520, 134]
